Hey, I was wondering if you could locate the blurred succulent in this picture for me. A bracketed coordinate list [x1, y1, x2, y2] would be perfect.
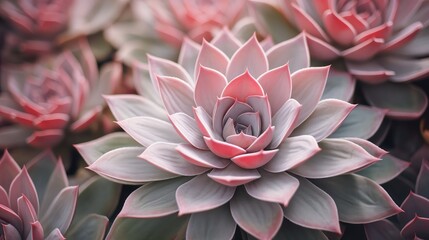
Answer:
[77, 29, 400, 239]
[0, 0, 73, 61]
[0, 150, 121, 240]
[365, 159, 429, 240]
[141, 0, 246, 47]
[0, 39, 122, 148]
[250, 0, 429, 119]
[104, 0, 257, 67]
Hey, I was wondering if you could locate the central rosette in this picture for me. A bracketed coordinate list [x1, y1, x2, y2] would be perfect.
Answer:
[147, 35, 331, 188]
[193, 71, 281, 169]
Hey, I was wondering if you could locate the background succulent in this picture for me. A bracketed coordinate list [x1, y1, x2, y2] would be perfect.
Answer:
[0, 0, 73, 62]
[0, 39, 121, 148]
[250, 0, 429, 120]
[0, 150, 121, 240]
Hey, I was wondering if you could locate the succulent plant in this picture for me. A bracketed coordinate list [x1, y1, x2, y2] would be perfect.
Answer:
[0, 0, 73, 61]
[0, 39, 122, 148]
[76, 29, 400, 239]
[365, 159, 429, 240]
[0, 149, 120, 240]
[250, 0, 429, 119]
[142, 0, 246, 47]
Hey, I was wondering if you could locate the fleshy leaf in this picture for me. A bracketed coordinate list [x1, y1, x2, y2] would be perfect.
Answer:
[74, 132, 140, 166]
[230, 188, 283, 240]
[169, 113, 208, 150]
[119, 177, 190, 218]
[26, 129, 64, 148]
[176, 174, 235, 215]
[379, 56, 429, 82]
[356, 154, 409, 184]
[117, 116, 183, 147]
[66, 214, 109, 240]
[88, 147, 178, 184]
[313, 174, 402, 224]
[71, 176, 121, 228]
[290, 139, 378, 178]
[9, 167, 39, 214]
[257, 64, 292, 114]
[186, 204, 236, 240]
[362, 82, 428, 119]
[178, 38, 201, 76]
[330, 106, 386, 139]
[194, 66, 228, 115]
[226, 35, 268, 80]
[30, 221, 45, 240]
[17, 195, 38, 237]
[45, 228, 65, 240]
[270, 99, 301, 148]
[40, 160, 68, 214]
[203, 137, 247, 159]
[195, 40, 229, 77]
[40, 186, 78, 235]
[211, 28, 241, 58]
[0, 205, 23, 233]
[2, 224, 21, 240]
[147, 54, 193, 89]
[26, 151, 57, 204]
[139, 142, 208, 176]
[176, 144, 229, 169]
[283, 176, 340, 233]
[245, 171, 299, 206]
[322, 10, 356, 46]
[291, 66, 329, 125]
[231, 150, 278, 169]
[105, 94, 168, 121]
[266, 33, 310, 73]
[264, 135, 320, 173]
[291, 99, 355, 141]
[208, 164, 261, 187]
[0, 150, 21, 191]
[322, 69, 355, 101]
[221, 71, 264, 102]
[345, 138, 387, 158]
[157, 76, 195, 116]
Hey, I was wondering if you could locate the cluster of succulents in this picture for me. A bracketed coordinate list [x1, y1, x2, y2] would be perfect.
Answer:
[1, 0, 429, 239]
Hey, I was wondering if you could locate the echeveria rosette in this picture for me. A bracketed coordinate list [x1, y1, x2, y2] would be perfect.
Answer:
[0, 150, 120, 240]
[250, 0, 429, 119]
[0, 0, 73, 62]
[0, 39, 122, 148]
[365, 159, 429, 240]
[77, 30, 401, 239]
